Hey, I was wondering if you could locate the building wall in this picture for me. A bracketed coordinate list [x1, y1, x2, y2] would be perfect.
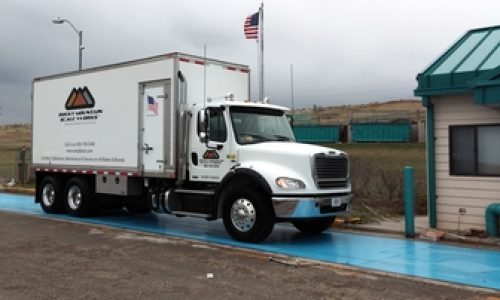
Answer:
[432, 94, 500, 231]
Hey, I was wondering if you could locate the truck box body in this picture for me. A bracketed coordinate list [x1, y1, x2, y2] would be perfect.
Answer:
[32, 53, 249, 176]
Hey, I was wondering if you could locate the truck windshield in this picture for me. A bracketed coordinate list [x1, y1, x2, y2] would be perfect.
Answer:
[230, 107, 295, 145]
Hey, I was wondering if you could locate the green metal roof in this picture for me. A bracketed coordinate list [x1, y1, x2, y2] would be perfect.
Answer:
[415, 25, 500, 105]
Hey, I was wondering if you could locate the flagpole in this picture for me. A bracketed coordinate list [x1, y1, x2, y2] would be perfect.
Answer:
[203, 44, 207, 108]
[258, 2, 264, 102]
[290, 64, 294, 115]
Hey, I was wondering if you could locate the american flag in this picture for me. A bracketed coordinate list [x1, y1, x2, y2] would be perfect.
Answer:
[244, 12, 259, 39]
[147, 95, 158, 115]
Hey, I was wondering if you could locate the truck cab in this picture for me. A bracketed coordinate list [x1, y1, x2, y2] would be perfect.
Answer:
[178, 99, 352, 242]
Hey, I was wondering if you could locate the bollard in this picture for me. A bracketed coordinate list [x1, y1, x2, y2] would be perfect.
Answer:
[404, 166, 415, 238]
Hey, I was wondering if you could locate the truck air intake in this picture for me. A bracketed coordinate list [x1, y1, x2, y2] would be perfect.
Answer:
[313, 153, 348, 189]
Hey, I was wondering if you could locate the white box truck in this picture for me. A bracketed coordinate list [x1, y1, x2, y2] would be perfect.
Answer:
[32, 52, 353, 242]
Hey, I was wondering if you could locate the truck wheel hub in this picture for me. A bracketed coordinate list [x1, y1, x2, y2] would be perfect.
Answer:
[42, 184, 56, 207]
[67, 186, 82, 210]
[230, 198, 256, 232]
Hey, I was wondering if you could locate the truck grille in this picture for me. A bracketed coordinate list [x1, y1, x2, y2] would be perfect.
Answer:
[313, 154, 348, 189]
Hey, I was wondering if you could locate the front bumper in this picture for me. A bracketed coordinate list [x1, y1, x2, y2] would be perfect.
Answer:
[272, 193, 353, 219]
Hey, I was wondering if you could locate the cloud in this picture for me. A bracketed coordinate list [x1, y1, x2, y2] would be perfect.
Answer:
[1, 0, 500, 124]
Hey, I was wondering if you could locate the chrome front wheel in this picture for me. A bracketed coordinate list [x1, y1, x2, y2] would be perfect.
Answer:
[222, 186, 274, 243]
[230, 198, 257, 233]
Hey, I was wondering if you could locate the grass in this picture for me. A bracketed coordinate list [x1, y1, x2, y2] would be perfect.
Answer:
[0, 147, 17, 179]
[0, 146, 33, 186]
[332, 143, 426, 183]
[0, 142, 427, 220]
[327, 143, 427, 221]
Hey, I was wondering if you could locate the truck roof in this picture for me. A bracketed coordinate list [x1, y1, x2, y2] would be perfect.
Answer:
[206, 100, 290, 111]
[33, 52, 250, 82]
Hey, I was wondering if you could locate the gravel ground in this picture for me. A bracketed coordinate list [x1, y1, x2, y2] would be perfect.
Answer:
[0, 211, 497, 300]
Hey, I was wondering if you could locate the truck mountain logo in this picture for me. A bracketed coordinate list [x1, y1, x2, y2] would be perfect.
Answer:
[65, 87, 95, 110]
[200, 150, 223, 168]
[203, 150, 219, 160]
[58, 86, 103, 124]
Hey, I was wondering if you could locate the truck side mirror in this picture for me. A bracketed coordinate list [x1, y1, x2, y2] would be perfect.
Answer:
[198, 109, 209, 143]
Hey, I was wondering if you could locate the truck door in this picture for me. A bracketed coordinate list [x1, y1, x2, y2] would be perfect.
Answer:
[140, 80, 170, 175]
[189, 107, 233, 182]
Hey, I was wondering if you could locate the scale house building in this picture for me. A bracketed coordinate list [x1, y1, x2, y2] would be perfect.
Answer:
[415, 25, 500, 237]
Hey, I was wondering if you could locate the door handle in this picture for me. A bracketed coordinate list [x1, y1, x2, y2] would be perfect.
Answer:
[143, 143, 153, 154]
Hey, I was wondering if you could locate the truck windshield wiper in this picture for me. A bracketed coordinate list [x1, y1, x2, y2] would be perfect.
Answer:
[239, 133, 267, 144]
[272, 135, 291, 141]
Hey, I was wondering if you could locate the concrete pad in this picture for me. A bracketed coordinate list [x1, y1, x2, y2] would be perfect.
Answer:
[0, 192, 499, 291]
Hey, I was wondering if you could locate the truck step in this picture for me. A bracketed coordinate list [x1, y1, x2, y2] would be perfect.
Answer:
[171, 211, 214, 219]
[174, 189, 215, 196]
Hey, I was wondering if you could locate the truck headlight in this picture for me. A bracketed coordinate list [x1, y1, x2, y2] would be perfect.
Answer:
[275, 177, 306, 189]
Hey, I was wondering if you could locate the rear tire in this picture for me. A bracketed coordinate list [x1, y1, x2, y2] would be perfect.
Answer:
[38, 176, 65, 214]
[64, 177, 95, 217]
[292, 217, 335, 234]
[222, 186, 274, 243]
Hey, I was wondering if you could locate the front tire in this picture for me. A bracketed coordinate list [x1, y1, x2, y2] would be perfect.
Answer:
[292, 217, 335, 234]
[222, 186, 274, 243]
[38, 176, 65, 214]
[64, 177, 95, 217]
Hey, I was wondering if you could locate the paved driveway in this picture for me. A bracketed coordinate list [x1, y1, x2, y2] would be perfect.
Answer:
[1, 193, 499, 291]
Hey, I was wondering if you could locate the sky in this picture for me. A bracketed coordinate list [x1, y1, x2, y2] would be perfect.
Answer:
[0, 0, 499, 125]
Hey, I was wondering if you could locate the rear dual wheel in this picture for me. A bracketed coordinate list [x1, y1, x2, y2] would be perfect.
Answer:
[39, 176, 65, 214]
[64, 177, 96, 217]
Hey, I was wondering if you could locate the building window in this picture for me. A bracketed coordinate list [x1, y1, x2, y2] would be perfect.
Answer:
[450, 124, 500, 176]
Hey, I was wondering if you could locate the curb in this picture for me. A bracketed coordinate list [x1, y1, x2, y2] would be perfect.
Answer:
[338, 224, 500, 248]
[0, 187, 35, 195]
[335, 224, 416, 239]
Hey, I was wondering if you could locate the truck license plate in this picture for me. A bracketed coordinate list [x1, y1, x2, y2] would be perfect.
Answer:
[331, 197, 342, 207]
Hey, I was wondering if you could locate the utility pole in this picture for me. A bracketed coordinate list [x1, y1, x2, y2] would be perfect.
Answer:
[52, 17, 84, 71]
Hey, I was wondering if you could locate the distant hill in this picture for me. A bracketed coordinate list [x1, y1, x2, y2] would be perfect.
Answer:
[0, 99, 425, 148]
[0, 124, 31, 149]
[293, 99, 425, 125]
